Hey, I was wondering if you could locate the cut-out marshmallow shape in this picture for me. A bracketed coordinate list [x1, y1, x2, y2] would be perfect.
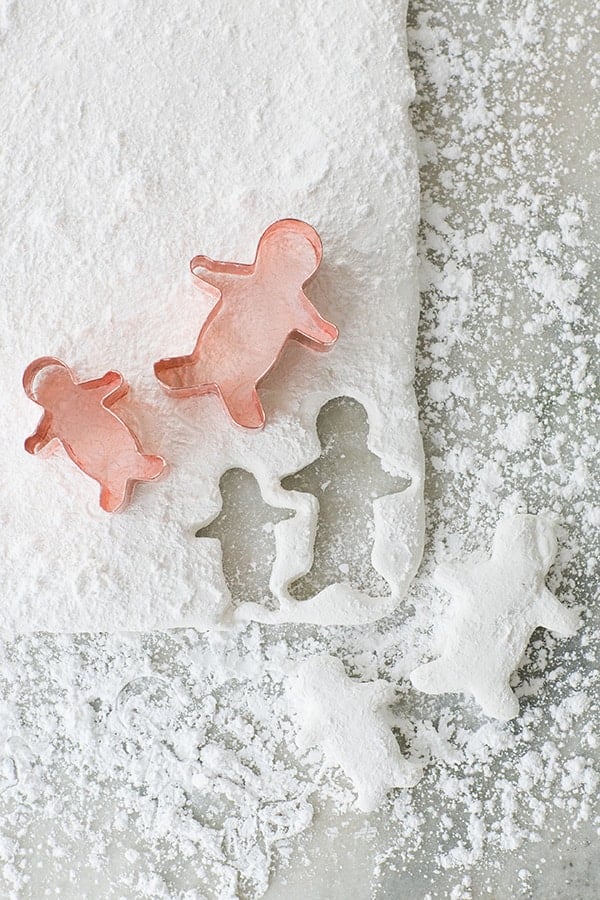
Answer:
[411, 514, 579, 720]
[289, 654, 422, 812]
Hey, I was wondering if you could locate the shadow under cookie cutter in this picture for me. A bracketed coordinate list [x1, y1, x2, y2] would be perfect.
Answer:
[154, 218, 339, 430]
[23, 357, 166, 512]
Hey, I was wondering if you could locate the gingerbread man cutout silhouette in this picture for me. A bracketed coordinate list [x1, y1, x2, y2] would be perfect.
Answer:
[154, 219, 338, 429]
[289, 654, 422, 811]
[410, 514, 579, 719]
[24, 358, 166, 512]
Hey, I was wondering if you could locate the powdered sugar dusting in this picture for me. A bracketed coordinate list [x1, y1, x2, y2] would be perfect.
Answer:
[0, 0, 424, 634]
[0, 0, 598, 897]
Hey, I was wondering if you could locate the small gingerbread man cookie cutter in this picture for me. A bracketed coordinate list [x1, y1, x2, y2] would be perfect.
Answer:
[23, 357, 166, 512]
[154, 219, 339, 429]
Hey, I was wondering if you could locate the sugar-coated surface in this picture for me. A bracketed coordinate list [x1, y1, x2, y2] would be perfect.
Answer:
[0, 1, 598, 898]
[0, 0, 423, 633]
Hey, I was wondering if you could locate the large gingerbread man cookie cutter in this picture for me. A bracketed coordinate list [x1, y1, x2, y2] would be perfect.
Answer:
[154, 219, 339, 429]
[23, 357, 166, 512]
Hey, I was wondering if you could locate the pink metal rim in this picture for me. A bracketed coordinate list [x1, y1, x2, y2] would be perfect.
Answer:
[24, 358, 167, 512]
[154, 218, 339, 430]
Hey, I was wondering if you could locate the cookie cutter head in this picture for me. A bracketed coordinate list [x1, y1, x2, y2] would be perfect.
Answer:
[23, 357, 166, 512]
[154, 218, 338, 429]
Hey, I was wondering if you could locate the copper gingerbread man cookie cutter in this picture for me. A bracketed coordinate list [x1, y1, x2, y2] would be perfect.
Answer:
[154, 219, 339, 429]
[23, 358, 166, 512]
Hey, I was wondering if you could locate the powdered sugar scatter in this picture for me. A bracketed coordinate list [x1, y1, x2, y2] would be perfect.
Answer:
[0, 1, 598, 898]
